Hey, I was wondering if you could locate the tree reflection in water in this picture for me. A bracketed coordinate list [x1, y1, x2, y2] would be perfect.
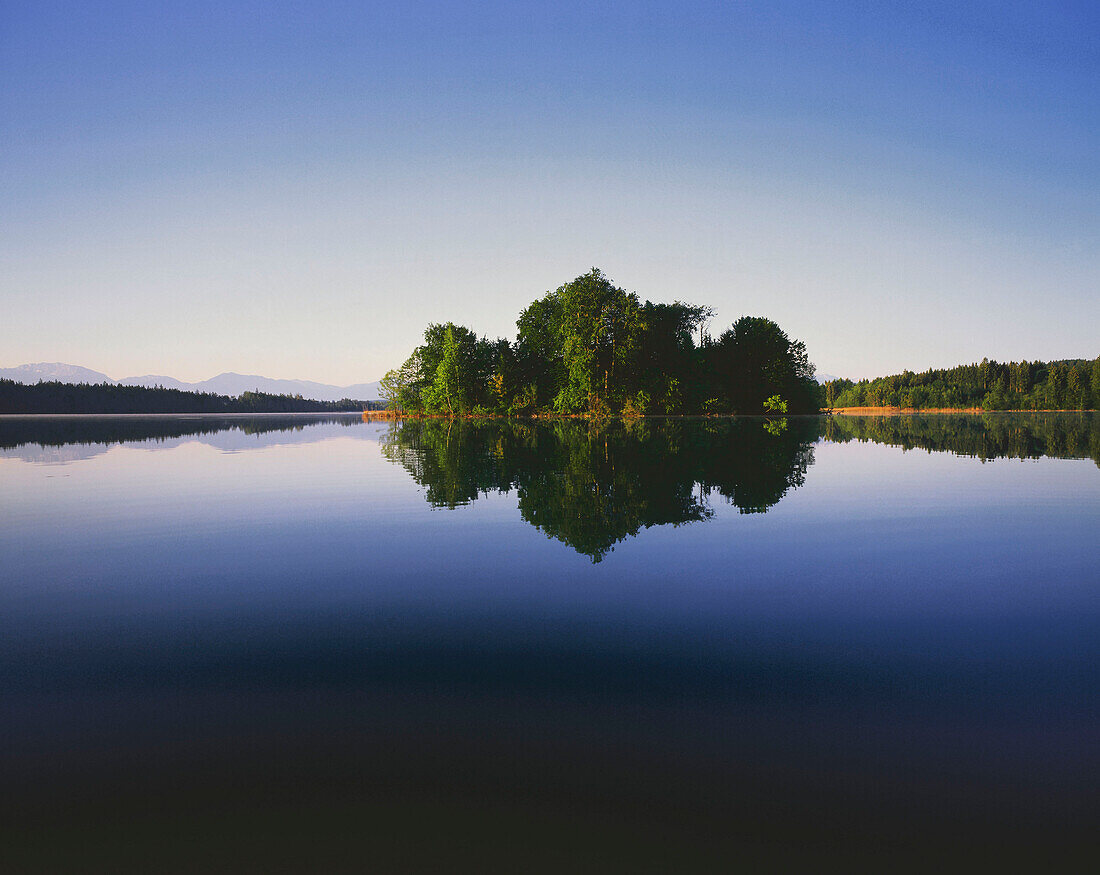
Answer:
[380, 417, 817, 561]
[822, 412, 1100, 466]
[381, 412, 1098, 561]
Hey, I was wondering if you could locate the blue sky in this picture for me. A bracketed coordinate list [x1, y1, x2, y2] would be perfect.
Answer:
[2, 1, 1097, 383]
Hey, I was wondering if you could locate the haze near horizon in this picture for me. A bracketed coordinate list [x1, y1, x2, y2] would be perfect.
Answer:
[2, 1, 1097, 384]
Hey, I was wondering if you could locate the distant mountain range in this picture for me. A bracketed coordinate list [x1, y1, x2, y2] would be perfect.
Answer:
[815, 372, 839, 383]
[0, 363, 382, 402]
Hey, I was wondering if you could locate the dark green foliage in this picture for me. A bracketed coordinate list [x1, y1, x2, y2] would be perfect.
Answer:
[0, 379, 376, 414]
[637, 301, 713, 413]
[384, 268, 820, 416]
[824, 357, 1099, 411]
[709, 317, 818, 414]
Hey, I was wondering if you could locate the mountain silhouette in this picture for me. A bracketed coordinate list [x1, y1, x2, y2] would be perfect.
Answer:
[0, 363, 381, 402]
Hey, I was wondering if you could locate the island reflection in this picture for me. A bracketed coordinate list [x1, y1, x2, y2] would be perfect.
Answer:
[382, 412, 1098, 560]
[3, 413, 1094, 559]
[382, 417, 817, 561]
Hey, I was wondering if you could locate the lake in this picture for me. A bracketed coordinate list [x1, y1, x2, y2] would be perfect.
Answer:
[2, 413, 1097, 869]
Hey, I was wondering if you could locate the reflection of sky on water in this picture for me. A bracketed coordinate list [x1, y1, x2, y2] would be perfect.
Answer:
[0, 416, 375, 464]
[1, 415, 1097, 864]
[4, 416, 1095, 651]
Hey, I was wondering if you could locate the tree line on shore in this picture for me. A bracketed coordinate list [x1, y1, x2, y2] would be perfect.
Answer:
[381, 268, 819, 417]
[0, 379, 384, 414]
[823, 357, 1100, 411]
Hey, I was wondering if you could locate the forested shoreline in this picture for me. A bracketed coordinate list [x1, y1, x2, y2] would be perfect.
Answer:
[0, 379, 384, 414]
[381, 268, 819, 416]
[823, 357, 1100, 411]
[5, 264, 1095, 418]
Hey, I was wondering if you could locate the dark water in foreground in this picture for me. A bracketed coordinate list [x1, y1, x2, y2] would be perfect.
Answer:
[2, 413, 1097, 869]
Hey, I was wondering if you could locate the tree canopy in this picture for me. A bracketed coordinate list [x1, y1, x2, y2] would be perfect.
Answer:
[381, 268, 820, 417]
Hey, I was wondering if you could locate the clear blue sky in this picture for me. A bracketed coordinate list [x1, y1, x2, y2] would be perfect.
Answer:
[2, 1, 1097, 383]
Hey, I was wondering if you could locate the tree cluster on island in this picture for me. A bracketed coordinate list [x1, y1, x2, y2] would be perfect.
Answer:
[0, 379, 385, 414]
[380, 268, 820, 417]
[823, 357, 1100, 411]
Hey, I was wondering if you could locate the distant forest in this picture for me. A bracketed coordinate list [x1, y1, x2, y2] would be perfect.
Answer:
[823, 357, 1100, 411]
[382, 268, 819, 416]
[0, 379, 384, 414]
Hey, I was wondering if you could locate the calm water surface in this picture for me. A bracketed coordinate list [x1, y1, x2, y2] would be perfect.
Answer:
[2, 413, 1097, 868]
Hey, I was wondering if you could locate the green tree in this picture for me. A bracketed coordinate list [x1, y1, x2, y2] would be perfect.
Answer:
[553, 268, 645, 414]
[516, 292, 566, 409]
[1048, 362, 1067, 409]
[709, 316, 817, 413]
[637, 301, 711, 413]
[1067, 364, 1085, 410]
[423, 326, 464, 416]
[380, 349, 423, 411]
